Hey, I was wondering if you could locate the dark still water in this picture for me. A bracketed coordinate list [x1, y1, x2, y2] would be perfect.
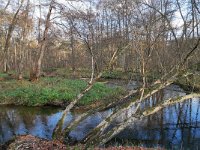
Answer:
[0, 85, 200, 149]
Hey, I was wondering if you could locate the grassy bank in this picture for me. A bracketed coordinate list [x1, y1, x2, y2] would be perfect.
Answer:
[175, 72, 200, 92]
[1, 68, 199, 108]
[46, 68, 134, 80]
[0, 76, 125, 107]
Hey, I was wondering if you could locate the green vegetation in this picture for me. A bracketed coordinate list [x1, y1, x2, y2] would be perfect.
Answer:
[102, 70, 132, 80]
[80, 82, 125, 105]
[0, 77, 125, 107]
[52, 68, 134, 80]
[175, 72, 200, 92]
[53, 68, 92, 78]
[0, 73, 8, 78]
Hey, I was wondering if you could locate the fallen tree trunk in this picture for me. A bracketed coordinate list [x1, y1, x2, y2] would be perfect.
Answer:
[58, 89, 139, 142]
[53, 43, 131, 140]
[53, 73, 102, 139]
[83, 37, 200, 145]
[87, 93, 200, 146]
[83, 80, 173, 144]
[53, 36, 200, 142]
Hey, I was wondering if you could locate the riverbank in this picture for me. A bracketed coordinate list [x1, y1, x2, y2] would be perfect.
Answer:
[1, 69, 200, 109]
[1, 135, 164, 150]
[0, 135, 67, 150]
[0, 75, 126, 109]
[175, 72, 200, 93]
[1, 70, 200, 149]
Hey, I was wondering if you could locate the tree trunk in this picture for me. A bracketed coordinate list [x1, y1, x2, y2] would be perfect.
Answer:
[83, 37, 200, 145]
[90, 93, 200, 146]
[83, 80, 173, 145]
[17, 0, 30, 80]
[3, 0, 24, 73]
[30, 0, 53, 81]
[53, 72, 102, 139]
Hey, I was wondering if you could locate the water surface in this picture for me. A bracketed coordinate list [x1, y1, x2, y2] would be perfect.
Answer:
[0, 85, 200, 149]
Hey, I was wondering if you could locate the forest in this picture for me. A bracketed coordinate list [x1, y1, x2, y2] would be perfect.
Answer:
[0, 0, 200, 149]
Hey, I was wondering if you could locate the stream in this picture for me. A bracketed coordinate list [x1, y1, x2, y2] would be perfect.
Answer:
[0, 84, 200, 149]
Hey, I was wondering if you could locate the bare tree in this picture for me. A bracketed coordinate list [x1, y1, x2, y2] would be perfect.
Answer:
[3, 0, 24, 73]
[30, 0, 54, 81]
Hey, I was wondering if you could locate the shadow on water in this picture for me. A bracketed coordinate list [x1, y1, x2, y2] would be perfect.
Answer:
[0, 84, 200, 149]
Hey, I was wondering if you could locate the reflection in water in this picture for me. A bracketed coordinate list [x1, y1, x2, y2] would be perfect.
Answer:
[0, 106, 64, 144]
[113, 85, 200, 149]
[0, 85, 200, 149]
[0, 106, 111, 145]
[69, 110, 112, 141]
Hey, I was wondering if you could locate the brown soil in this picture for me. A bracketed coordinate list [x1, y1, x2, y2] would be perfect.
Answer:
[1, 135, 165, 150]
[2, 135, 67, 150]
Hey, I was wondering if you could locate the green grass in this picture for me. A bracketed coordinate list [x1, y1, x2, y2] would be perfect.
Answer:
[80, 82, 124, 105]
[0, 77, 125, 107]
[0, 73, 8, 78]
